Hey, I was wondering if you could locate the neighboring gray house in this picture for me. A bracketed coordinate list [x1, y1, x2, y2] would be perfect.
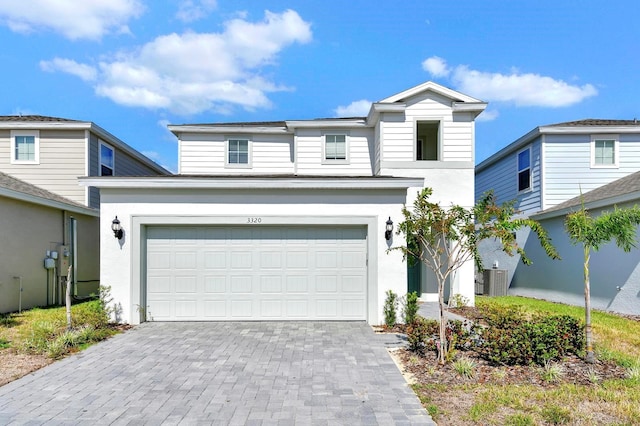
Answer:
[514, 171, 640, 315]
[0, 116, 171, 313]
[475, 119, 640, 314]
[82, 81, 487, 325]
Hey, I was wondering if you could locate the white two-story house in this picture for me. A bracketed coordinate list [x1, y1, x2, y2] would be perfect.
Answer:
[476, 119, 640, 315]
[82, 81, 487, 325]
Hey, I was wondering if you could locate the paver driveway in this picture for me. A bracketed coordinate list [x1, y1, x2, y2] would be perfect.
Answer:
[0, 322, 434, 425]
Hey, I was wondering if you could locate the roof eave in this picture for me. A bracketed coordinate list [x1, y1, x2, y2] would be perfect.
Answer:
[0, 187, 99, 217]
[168, 125, 291, 135]
[79, 176, 424, 190]
[476, 127, 542, 172]
[533, 190, 640, 220]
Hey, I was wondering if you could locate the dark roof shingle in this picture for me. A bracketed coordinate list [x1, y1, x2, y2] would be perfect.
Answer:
[0, 171, 90, 210]
[547, 119, 640, 127]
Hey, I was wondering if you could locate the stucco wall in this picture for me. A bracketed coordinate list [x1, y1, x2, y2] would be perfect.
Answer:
[510, 203, 640, 316]
[98, 188, 420, 325]
[0, 196, 99, 313]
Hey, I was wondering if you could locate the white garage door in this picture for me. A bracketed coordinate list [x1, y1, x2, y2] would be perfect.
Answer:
[146, 226, 368, 321]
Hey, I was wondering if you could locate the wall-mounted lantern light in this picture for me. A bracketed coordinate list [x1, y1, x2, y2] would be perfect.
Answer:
[111, 216, 123, 240]
[385, 217, 393, 241]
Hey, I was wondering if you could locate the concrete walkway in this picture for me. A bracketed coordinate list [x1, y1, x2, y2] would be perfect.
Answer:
[418, 301, 468, 322]
[0, 322, 434, 425]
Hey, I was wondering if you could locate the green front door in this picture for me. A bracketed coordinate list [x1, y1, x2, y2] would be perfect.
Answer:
[407, 257, 421, 294]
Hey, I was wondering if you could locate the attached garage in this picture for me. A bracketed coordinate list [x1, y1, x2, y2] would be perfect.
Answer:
[145, 225, 368, 321]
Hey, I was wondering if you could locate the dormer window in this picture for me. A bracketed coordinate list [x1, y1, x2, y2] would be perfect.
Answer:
[323, 133, 349, 164]
[416, 121, 439, 161]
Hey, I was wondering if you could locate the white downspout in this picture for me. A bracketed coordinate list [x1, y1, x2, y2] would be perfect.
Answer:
[13, 276, 22, 313]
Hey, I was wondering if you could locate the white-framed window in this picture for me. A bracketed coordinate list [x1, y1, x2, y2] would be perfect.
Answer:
[10, 130, 39, 164]
[322, 133, 349, 164]
[517, 147, 531, 192]
[416, 120, 440, 161]
[99, 141, 114, 176]
[226, 138, 251, 167]
[591, 135, 619, 168]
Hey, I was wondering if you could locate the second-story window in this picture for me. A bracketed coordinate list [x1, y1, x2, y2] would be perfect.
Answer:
[100, 142, 114, 176]
[592, 138, 617, 167]
[228, 139, 249, 165]
[325, 134, 346, 160]
[10, 130, 39, 164]
[416, 121, 439, 160]
[517, 148, 531, 192]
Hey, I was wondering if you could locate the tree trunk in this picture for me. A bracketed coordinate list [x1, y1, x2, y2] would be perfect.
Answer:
[584, 245, 595, 363]
[438, 274, 447, 365]
[66, 265, 72, 330]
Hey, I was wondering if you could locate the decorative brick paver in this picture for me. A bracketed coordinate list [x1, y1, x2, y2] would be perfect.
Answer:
[0, 322, 434, 425]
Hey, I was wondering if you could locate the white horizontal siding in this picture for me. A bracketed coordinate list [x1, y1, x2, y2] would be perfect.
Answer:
[296, 128, 374, 175]
[381, 93, 473, 163]
[179, 133, 294, 174]
[543, 133, 640, 209]
[0, 129, 87, 205]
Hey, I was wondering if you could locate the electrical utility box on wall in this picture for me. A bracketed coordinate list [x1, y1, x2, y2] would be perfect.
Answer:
[57, 245, 70, 276]
[483, 269, 508, 296]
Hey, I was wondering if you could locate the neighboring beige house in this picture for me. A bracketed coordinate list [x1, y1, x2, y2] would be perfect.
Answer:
[0, 171, 99, 313]
[83, 81, 487, 325]
[0, 115, 169, 209]
[0, 116, 171, 313]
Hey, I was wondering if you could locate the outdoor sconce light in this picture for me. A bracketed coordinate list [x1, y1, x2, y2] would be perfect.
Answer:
[111, 216, 123, 240]
[385, 217, 393, 241]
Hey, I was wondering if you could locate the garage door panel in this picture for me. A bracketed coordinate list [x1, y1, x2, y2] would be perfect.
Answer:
[204, 251, 226, 268]
[204, 276, 226, 293]
[146, 226, 367, 321]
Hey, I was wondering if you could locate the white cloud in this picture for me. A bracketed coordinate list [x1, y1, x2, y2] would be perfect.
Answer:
[176, 0, 217, 23]
[423, 57, 597, 108]
[476, 108, 499, 122]
[451, 65, 597, 107]
[421, 56, 450, 78]
[334, 100, 372, 117]
[0, 0, 143, 40]
[40, 58, 97, 82]
[46, 10, 312, 115]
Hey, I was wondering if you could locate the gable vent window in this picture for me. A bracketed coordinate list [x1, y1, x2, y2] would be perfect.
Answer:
[325, 134, 346, 160]
[416, 121, 439, 161]
[100, 142, 114, 176]
[517, 148, 531, 192]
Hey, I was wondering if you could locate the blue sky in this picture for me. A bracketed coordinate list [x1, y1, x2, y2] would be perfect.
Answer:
[1, 1, 637, 172]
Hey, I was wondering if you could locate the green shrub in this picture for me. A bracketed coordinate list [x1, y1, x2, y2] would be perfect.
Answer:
[383, 290, 398, 327]
[406, 317, 439, 352]
[72, 299, 109, 329]
[479, 306, 585, 366]
[403, 292, 419, 324]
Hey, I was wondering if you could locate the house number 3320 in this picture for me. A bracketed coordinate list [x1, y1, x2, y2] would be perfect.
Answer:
[247, 217, 262, 224]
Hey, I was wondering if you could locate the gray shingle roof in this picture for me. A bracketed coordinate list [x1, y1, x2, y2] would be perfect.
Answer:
[547, 119, 640, 127]
[538, 170, 640, 215]
[0, 171, 90, 210]
[175, 117, 366, 127]
[0, 115, 81, 123]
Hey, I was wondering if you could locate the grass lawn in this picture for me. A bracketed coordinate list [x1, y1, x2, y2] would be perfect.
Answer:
[406, 296, 640, 425]
[0, 300, 120, 386]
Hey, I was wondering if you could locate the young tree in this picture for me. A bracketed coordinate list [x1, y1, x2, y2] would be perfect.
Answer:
[391, 188, 560, 364]
[565, 203, 640, 363]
